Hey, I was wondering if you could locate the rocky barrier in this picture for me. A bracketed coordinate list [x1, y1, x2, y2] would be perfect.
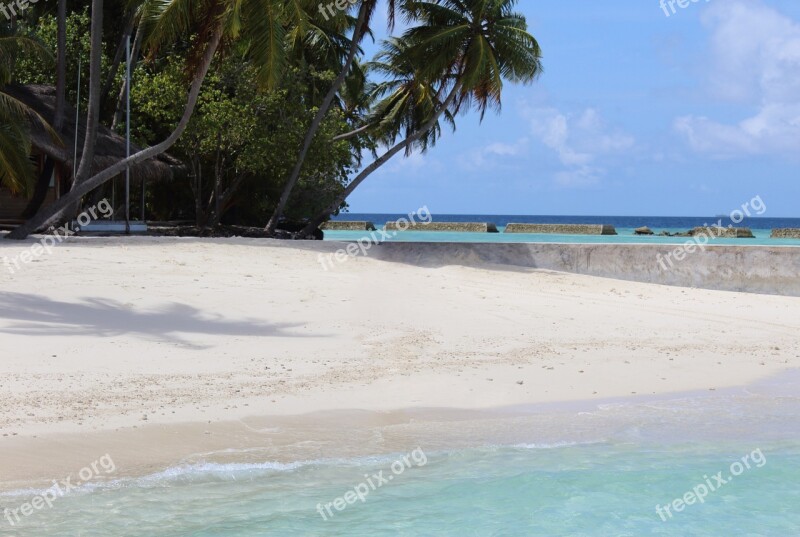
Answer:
[384, 222, 499, 233]
[504, 224, 618, 235]
[321, 221, 377, 231]
[771, 229, 800, 239]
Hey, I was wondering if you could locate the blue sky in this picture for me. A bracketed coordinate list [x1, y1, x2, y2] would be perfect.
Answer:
[345, 0, 800, 217]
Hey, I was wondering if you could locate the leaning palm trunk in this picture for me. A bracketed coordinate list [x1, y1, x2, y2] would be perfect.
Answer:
[63, 0, 103, 220]
[6, 27, 224, 240]
[300, 83, 461, 237]
[264, 2, 370, 234]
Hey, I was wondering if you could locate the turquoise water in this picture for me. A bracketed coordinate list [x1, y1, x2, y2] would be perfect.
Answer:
[325, 226, 800, 246]
[4, 380, 800, 537]
[325, 213, 800, 245]
[2, 442, 799, 536]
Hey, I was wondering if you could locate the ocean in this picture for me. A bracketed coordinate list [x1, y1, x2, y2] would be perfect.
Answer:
[3, 383, 799, 536]
[326, 214, 800, 245]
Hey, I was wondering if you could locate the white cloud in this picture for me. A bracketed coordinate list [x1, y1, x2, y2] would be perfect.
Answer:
[383, 149, 429, 174]
[461, 138, 530, 168]
[524, 106, 635, 187]
[484, 140, 528, 156]
[675, 0, 800, 157]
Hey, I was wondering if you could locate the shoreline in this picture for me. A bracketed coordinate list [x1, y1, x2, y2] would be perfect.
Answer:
[2, 370, 799, 494]
[1, 237, 799, 492]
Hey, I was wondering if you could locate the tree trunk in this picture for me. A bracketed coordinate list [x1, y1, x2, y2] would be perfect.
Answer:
[7, 26, 224, 240]
[332, 122, 375, 142]
[101, 9, 136, 106]
[191, 157, 204, 228]
[21, 158, 55, 218]
[213, 137, 221, 227]
[264, 2, 370, 234]
[300, 84, 462, 237]
[54, 0, 66, 131]
[111, 16, 144, 132]
[64, 0, 104, 220]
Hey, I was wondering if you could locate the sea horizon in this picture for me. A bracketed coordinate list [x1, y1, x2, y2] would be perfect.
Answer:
[335, 213, 800, 230]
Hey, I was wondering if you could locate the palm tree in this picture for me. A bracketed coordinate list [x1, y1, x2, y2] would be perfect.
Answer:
[364, 38, 456, 152]
[63, 0, 104, 220]
[265, 0, 403, 234]
[7, 0, 291, 239]
[0, 30, 57, 196]
[300, 0, 543, 236]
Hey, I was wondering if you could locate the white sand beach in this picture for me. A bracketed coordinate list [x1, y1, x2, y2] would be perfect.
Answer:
[1, 237, 798, 487]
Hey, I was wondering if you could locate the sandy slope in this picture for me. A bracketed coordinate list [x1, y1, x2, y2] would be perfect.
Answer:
[0, 236, 798, 483]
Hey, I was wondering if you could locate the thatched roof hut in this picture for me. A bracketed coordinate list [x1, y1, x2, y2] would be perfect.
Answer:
[6, 84, 182, 184]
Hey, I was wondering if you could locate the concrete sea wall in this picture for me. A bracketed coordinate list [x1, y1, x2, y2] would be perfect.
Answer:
[321, 221, 377, 231]
[385, 222, 499, 233]
[367, 242, 800, 296]
[505, 224, 617, 235]
[691, 227, 755, 238]
[772, 229, 800, 239]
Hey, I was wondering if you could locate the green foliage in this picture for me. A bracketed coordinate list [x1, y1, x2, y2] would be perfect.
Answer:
[0, 27, 56, 194]
[130, 51, 356, 224]
[13, 9, 100, 111]
[402, 0, 543, 119]
[6, 0, 543, 231]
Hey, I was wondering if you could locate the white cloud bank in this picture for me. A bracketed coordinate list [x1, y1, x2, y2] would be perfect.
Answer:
[675, 0, 800, 157]
[525, 107, 634, 187]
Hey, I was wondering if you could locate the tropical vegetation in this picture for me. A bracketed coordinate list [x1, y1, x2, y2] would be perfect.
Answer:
[1, 0, 542, 240]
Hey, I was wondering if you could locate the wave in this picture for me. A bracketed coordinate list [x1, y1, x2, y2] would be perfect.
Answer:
[511, 440, 608, 450]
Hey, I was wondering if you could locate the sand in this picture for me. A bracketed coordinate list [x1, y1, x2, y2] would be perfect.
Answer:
[1, 236, 798, 488]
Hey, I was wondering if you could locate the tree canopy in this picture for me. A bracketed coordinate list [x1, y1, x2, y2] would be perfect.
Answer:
[2, 0, 542, 239]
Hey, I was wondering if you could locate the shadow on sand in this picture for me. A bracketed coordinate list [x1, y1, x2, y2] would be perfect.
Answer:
[0, 292, 311, 348]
